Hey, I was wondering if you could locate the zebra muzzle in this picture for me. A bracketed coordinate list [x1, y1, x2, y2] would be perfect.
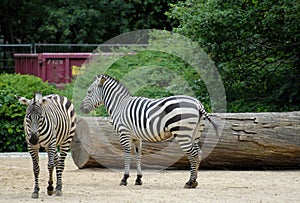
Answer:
[80, 103, 91, 114]
[29, 134, 39, 145]
[80, 107, 90, 114]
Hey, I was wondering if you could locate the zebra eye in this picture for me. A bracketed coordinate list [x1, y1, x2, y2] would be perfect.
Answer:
[88, 90, 91, 94]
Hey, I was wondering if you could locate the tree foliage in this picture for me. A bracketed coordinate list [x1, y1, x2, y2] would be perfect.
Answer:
[1, 0, 299, 113]
[167, 0, 300, 112]
[0, 0, 177, 44]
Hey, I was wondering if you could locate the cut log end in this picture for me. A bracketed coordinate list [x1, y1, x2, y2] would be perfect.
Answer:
[71, 134, 90, 169]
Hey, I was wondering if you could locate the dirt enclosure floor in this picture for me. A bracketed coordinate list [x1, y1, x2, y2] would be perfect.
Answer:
[0, 153, 299, 203]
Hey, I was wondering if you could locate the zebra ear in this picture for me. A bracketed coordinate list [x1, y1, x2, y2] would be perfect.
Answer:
[94, 74, 103, 81]
[99, 77, 106, 86]
[16, 95, 31, 105]
[39, 98, 49, 105]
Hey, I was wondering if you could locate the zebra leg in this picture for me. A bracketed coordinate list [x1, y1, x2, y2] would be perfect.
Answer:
[119, 134, 131, 186]
[46, 142, 57, 196]
[184, 144, 201, 189]
[175, 136, 201, 189]
[55, 143, 69, 196]
[47, 148, 58, 195]
[132, 139, 143, 185]
[29, 147, 40, 198]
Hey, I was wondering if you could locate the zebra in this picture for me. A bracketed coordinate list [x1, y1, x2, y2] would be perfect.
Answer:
[80, 75, 218, 189]
[16, 92, 76, 198]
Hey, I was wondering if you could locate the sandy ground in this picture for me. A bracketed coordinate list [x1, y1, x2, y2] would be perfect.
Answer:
[0, 153, 299, 203]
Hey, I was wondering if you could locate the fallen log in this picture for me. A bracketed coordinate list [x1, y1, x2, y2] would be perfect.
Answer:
[71, 112, 300, 169]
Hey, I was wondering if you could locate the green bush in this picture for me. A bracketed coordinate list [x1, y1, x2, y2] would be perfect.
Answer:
[73, 50, 210, 117]
[0, 74, 59, 152]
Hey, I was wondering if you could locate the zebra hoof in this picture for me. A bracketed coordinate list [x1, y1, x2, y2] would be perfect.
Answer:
[184, 180, 198, 189]
[135, 175, 143, 185]
[120, 180, 128, 186]
[47, 190, 54, 196]
[47, 186, 54, 196]
[31, 192, 39, 199]
[55, 190, 62, 196]
[120, 174, 129, 186]
[135, 179, 142, 185]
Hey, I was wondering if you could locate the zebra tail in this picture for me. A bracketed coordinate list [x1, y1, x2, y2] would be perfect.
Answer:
[200, 109, 220, 139]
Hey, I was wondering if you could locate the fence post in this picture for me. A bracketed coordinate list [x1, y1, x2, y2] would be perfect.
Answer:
[33, 43, 36, 54]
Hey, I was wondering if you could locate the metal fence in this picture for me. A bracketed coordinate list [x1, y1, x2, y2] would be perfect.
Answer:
[33, 44, 100, 54]
[0, 44, 32, 73]
[0, 44, 99, 73]
[0, 43, 147, 73]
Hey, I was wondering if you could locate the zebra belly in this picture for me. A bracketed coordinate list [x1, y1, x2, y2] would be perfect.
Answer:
[128, 118, 175, 142]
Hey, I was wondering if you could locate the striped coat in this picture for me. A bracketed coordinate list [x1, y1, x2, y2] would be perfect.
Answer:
[81, 75, 218, 188]
[17, 93, 76, 198]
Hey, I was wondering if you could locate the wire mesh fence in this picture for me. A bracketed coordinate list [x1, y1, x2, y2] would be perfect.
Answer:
[33, 44, 100, 53]
[0, 44, 32, 73]
[0, 43, 148, 73]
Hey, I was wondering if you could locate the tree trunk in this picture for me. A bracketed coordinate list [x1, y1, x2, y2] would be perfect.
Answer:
[71, 112, 300, 170]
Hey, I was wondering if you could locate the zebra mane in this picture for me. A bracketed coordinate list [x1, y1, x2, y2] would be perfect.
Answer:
[34, 92, 43, 100]
[96, 74, 115, 82]
[97, 74, 131, 96]
[28, 92, 43, 114]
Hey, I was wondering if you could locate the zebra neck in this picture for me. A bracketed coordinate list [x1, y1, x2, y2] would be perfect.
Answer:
[41, 103, 60, 129]
[104, 94, 131, 116]
[102, 79, 131, 116]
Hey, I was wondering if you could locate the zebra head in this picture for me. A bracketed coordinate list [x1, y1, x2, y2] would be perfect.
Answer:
[80, 75, 107, 114]
[17, 92, 46, 145]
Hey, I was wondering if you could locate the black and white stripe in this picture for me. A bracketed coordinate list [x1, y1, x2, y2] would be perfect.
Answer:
[81, 75, 217, 188]
[17, 92, 76, 198]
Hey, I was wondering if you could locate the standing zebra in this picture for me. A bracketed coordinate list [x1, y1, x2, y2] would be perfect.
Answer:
[80, 75, 218, 188]
[17, 92, 76, 198]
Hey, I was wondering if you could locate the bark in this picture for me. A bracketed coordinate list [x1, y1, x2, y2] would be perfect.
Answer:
[71, 112, 300, 169]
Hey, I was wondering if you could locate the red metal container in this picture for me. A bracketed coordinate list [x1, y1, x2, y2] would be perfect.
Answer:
[14, 54, 40, 78]
[14, 53, 91, 84]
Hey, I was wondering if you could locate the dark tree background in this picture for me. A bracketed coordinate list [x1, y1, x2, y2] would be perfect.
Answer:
[0, 0, 299, 112]
[0, 0, 176, 44]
